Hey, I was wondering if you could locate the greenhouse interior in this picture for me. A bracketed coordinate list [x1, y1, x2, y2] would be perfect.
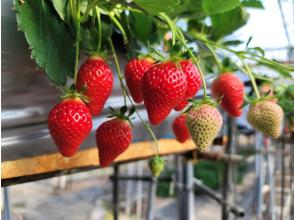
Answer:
[1, 0, 294, 220]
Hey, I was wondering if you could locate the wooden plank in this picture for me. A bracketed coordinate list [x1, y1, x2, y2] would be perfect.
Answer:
[1, 139, 196, 181]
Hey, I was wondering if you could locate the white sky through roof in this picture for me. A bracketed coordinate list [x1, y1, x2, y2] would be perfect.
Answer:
[232, 0, 294, 61]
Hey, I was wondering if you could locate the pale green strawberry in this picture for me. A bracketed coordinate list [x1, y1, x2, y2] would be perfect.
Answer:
[148, 156, 165, 177]
[247, 101, 284, 138]
[186, 104, 223, 151]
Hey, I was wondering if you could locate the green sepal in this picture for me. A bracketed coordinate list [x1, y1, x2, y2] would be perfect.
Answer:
[187, 96, 222, 108]
[107, 105, 136, 125]
[145, 48, 165, 62]
[59, 84, 89, 103]
[85, 49, 111, 62]
[242, 93, 277, 109]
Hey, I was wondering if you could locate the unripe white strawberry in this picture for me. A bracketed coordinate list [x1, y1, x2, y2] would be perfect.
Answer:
[186, 104, 223, 151]
[247, 101, 284, 138]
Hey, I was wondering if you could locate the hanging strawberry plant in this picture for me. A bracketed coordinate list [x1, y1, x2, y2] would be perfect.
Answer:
[14, 0, 293, 176]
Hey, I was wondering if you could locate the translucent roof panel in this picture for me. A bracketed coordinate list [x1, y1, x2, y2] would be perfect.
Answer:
[230, 0, 294, 61]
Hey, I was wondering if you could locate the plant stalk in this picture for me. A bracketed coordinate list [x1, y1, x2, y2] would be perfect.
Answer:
[158, 13, 208, 98]
[73, 0, 81, 85]
[109, 12, 128, 44]
[108, 38, 127, 106]
[95, 6, 102, 52]
[108, 38, 159, 155]
[241, 59, 261, 99]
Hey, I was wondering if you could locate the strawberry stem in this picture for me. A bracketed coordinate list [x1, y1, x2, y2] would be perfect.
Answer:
[108, 12, 128, 44]
[95, 6, 102, 52]
[184, 32, 263, 99]
[73, 0, 81, 85]
[240, 59, 261, 99]
[158, 13, 208, 98]
[80, 0, 99, 23]
[108, 38, 127, 106]
[182, 45, 207, 97]
[205, 44, 223, 71]
[108, 38, 160, 155]
[159, 13, 176, 46]
[177, 36, 207, 97]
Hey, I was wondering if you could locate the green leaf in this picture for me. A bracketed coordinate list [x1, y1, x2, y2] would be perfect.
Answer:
[128, 12, 158, 44]
[241, 0, 264, 9]
[246, 36, 253, 48]
[51, 0, 68, 21]
[247, 47, 265, 57]
[223, 40, 243, 45]
[80, 18, 112, 53]
[202, 0, 241, 15]
[133, 0, 180, 16]
[211, 6, 249, 40]
[14, 0, 75, 86]
[169, 0, 205, 18]
[254, 57, 292, 78]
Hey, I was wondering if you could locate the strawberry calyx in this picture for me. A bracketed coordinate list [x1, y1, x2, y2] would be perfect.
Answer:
[241, 92, 276, 109]
[148, 155, 165, 177]
[144, 48, 165, 62]
[185, 96, 221, 112]
[86, 50, 109, 61]
[107, 105, 135, 125]
[59, 84, 89, 103]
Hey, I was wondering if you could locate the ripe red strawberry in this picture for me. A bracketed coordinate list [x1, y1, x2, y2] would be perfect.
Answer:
[211, 73, 244, 117]
[141, 61, 187, 125]
[96, 118, 132, 167]
[172, 114, 190, 143]
[125, 58, 153, 103]
[247, 101, 284, 138]
[77, 57, 113, 116]
[186, 104, 223, 151]
[174, 60, 202, 111]
[48, 98, 92, 157]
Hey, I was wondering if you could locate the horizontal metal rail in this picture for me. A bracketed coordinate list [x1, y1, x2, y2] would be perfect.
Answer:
[193, 178, 245, 217]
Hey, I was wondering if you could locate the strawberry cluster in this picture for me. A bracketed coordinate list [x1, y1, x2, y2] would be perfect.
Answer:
[48, 56, 132, 168]
[48, 55, 285, 176]
[126, 59, 201, 125]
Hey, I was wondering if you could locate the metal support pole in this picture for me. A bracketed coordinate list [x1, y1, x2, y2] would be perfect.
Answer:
[181, 158, 195, 220]
[222, 116, 236, 220]
[255, 132, 264, 220]
[280, 138, 286, 220]
[3, 187, 12, 220]
[265, 137, 276, 220]
[146, 177, 157, 220]
[193, 179, 244, 218]
[175, 155, 184, 220]
[290, 133, 294, 220]
[136, 161, 143, 218]
[125, 164, 134, 215]
[113, 165, 119, 220]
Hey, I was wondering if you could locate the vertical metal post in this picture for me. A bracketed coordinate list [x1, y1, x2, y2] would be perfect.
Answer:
[113, 165, 119, 220]
[255, 132, 264, 220]
[265, 137, 276, 220]
[290, 134, 294, 220]
[125, 164, 134, 215]
[222, 116, 235, 220]
[136, 161, 143, 218]
[175, 155, 184, 220]
[3, 187, 12, 220]
[146, 177, 157, 220]
[181, 158, 195, 220]
[280, 138, 285, 220]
